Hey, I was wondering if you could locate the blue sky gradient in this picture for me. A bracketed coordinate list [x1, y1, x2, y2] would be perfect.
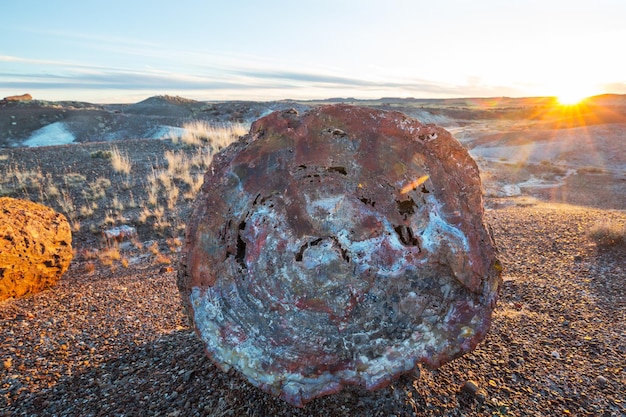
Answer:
[1, 0, 625, 102]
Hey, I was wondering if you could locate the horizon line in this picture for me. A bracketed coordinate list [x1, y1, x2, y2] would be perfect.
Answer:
[3, 92, 624, 105]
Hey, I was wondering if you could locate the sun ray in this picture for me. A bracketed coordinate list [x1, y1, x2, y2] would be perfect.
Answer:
[557, 93, 589, 106]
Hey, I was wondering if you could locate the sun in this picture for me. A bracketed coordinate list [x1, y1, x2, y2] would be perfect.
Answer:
[556, 92, 589, 106]
[554, 86, 598, 106]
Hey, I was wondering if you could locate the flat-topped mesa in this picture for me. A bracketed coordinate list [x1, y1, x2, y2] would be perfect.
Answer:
[178, 105, 502, 407]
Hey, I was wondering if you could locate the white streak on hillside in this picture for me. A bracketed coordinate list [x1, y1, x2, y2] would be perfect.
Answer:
[23, 122, 75, 147]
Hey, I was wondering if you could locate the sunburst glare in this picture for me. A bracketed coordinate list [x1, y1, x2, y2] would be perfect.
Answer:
[557, 93, 589, 106]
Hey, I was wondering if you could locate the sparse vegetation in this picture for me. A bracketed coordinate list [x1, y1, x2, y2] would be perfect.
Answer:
[588, 220, 626, 247]
[79, 202, 97, 218]
[168, 120, 247, 147]
[0, 122, 243, 274]
[577, 166, 607, 174]
[98, 241, 122, 266]
[82, 177, 111, 201]
[110, 146, 132, 174]
[538, 160, 567, 175]
[64, 173, 87, 187]
[90, 150, 113, 159]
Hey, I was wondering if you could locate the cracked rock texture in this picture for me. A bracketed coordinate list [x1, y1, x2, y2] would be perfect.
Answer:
[0, 197, 72, 301]
[178, 105, 501, 407]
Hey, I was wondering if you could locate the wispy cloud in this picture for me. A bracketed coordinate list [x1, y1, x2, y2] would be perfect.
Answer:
[0, 51, 523, 101]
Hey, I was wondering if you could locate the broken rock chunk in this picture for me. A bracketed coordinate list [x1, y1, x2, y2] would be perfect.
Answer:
[178, 105, 502, 407]
[0, 197, 73, 301]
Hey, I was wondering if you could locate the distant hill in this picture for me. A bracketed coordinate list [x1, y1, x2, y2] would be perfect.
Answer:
[1, 94, 624, 148]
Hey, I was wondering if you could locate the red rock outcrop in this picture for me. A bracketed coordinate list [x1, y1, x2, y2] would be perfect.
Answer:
[178, 105, 502, 407]
[0, 197, 73, 301]
[1, 93, 32, 105]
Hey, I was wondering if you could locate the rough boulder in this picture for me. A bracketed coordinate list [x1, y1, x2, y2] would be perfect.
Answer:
[178, 105, 502, 407]
[0, 197, 73, 301]
[0, 93, 32, 105]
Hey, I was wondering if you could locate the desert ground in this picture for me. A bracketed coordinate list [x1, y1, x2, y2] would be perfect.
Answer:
[1, 95, 625, 416]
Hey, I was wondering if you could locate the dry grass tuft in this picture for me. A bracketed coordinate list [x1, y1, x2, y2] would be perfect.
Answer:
[64, 173, 87, 188]
[110, 146, 132, 174]
[83, 262, 96, 274]
[98, 242, 122, 266]
[588, 220, 626, 247]
[169, 121, 247, 147]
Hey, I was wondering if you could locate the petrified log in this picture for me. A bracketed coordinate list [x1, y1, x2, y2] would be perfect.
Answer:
[178, 105, 502, 407]
[2, 93, 32, 102]
[0, 197, 72, 301]
[0, 93, 32, 105]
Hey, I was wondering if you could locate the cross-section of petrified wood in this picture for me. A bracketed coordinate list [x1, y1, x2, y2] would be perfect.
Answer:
[178, 105, 502, 407]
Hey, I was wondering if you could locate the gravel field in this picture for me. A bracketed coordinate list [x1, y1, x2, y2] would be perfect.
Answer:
[1, 98, 625, 415]
[2, 202, 625, 416]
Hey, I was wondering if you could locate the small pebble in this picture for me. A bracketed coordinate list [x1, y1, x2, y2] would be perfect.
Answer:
[596, 375, 608, 387]
[461, 380, 479, 395]
[182, 370, 195, 383]
[475, 389, 487, 402]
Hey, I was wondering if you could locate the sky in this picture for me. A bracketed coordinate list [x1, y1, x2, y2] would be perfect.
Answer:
[1, 0, 625, 103]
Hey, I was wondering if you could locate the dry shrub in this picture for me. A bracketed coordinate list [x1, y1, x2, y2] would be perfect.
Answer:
[154, 253, 172, 265]
[64, 173, 87, 188]
[577, 166, 607, 174]
[83, 262, 96, 274]
[183, 173, 204, 200]
[588, 220, 626, 247]
[110, 146, 132, 174]
[98, 242, 122, 266]
[169, 121, 246, 148]
[148, 241, 160, 255]
[58, 189, 76, 216]
[166, 184, 179, 210]
[138, 207, 152, 224]
[111, 196, 124, 211]
[44, 174, 60, 199]
[166, 237, 183, 252]
[190, 147, 214, 170]
[165, 151, 190, 176]
[79, 204, 95, 218]
[83, 177, 111, 201]
[71, 220, 81, 232]
[147, 241, 172, 264]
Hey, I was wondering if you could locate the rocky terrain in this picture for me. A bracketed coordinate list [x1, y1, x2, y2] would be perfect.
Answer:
[0, 95, 310, 148]
[2, 93, 625, 207]
[1, 94, 625, 416]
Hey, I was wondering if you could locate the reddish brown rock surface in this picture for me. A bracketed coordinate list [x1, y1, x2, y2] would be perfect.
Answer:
[0, 93, 32, 105]
[178, 105, 501, 407]
[0, 197, 73, 301]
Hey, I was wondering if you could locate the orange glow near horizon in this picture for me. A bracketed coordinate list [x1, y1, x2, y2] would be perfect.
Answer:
[556, 93, 590, 106]
[554, 84, 598, 106]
